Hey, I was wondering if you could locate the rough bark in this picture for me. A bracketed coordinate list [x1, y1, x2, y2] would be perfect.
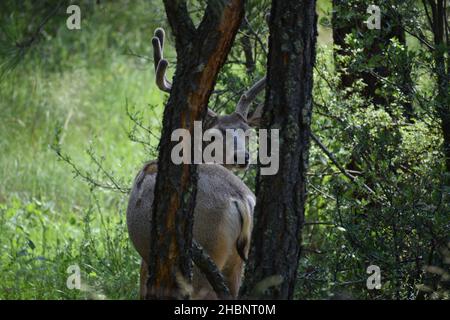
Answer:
[192, 241, 231, 300]
[240, 18, 256, 74]
[240, 0, 317, 300]
[147, 0, 244, 299]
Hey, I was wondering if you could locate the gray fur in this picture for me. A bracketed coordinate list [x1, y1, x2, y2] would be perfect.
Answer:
[126, 162, 255, 298]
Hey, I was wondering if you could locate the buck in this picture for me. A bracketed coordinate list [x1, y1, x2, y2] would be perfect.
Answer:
[126, 28, 265, 299]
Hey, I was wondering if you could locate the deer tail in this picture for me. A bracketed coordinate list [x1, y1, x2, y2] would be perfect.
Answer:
[232, 196, 254, 262]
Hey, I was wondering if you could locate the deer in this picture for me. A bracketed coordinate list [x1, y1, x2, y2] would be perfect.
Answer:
[126, 27, 266, 299]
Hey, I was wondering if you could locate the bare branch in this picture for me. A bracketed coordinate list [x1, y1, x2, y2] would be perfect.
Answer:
[243, 16, 268, 56]
[310, 132, 382, 200]
[192, 241, 231, 300]
[52, 144, 130, 194]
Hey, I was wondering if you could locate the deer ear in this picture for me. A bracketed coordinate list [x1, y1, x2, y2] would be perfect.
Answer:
[247, 102, 264, 127]
[204, 109, 218, 127]
[247, 113, 261, 127]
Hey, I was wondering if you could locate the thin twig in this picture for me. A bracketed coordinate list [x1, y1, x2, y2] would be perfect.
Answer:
[310, 132, 380, 199]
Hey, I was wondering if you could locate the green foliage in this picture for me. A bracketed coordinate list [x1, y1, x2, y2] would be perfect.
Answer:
[0, 196, 139, 299]
[298, 1, 449, 299]
[0, 0, 448, 300]
[0, 0, 164, 299]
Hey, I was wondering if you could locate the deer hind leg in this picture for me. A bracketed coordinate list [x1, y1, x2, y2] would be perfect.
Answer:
[222, 253, 245, 298]
[192, 229, 233, 299]
[139, 259, 148, 300]
[141, 259, 217, 300]
[192, 266, 218, 299]
[192, 244, 231, 299]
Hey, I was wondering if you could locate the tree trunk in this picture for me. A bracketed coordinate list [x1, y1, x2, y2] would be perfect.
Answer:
[240, 0, 317, 300]
[147, 0, 244, 299]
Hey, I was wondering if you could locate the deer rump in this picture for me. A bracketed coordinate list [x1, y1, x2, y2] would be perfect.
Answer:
[126, 161, 255, 299]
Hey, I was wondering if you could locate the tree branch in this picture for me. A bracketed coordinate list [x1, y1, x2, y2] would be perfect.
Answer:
[162, 0, 196, 50]
[192, 241, 231, 299]
[147, 0, 244, 299]
[310, 132, 380, 199]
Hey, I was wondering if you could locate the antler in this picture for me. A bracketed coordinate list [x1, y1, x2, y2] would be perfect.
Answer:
[151, 28, 172, 92]
[152, 27, 266, 118]
[235, 76, 266, 119]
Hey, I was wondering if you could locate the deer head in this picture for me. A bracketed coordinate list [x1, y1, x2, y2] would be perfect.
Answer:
[152, 27, 266, 169]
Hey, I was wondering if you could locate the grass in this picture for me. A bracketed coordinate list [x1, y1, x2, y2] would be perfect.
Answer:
[0, 0, 167, 299]
[0, 0, 336, 300]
